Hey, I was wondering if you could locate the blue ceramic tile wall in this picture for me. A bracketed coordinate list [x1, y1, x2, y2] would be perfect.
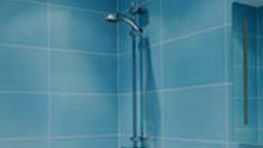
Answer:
[118, 0, 232, 148]
[0, 0, 117, 148]
[163, 29, 225, 88]
[3, 0, 261, 148]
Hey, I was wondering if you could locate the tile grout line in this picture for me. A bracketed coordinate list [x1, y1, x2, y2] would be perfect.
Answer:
[0, 90, 47, 95]
[0, 43, 48, 51]
[4, 133, 251, 145]
[234, 128, 262, 131]
[153, 82, 231, 93]
[51, 92, 117, 97]
[48, 3, 107, 15]
[152, 136, 227, 145]
[116, 0, 121, 147]
[161, 24, 230, 45]
[52, 134, 118, 140]
[47, 1, 52, 148]
[159, 0, 164, 91]
[0, 90, 117, 97]
[224, 0, 229, 147]
[117, 23, 231, 56]
[13, 0, 109, 15]
[0, 42, 117, 58]
[0, 134, 118, 142]
[51, 48, 117, 57]
[0, 23, 230, 58]
[0, 83, 231, 97]
[159, 0, 165, 147]
[0, 137, 48, 142]
[118, 82, 232, 96]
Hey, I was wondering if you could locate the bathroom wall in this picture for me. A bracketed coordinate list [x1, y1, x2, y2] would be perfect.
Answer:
[118, 0, 231, 148]
[0, 0, 117, 148]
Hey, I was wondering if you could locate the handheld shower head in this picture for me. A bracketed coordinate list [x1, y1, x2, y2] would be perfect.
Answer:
[105, 13, 143, 33]
[105, 13, 118, 22]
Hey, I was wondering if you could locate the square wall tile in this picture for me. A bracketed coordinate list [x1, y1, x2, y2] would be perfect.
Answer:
[162, 0, 225, 40]
[0, 46, 48, 91]
[50, 6, 116, 53]
[162, 86, 226, 140]
[52, 94, 117, 136]
[0, 1, 47, 46]
[0, 94, 48, 137]
[163, 29, 225, 88]
[51, 51, 116, 93]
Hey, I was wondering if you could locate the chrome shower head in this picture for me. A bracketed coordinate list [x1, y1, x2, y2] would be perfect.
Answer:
[105, 13, 143, 33]
[105, 13, 118, 22]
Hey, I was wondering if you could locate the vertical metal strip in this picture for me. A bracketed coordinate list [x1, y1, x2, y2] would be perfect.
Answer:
[132, 31, 138, 147]
[243, 17, 249, 125]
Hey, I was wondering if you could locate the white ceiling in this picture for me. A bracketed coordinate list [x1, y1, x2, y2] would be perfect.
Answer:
[237, 0, 263, 7]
